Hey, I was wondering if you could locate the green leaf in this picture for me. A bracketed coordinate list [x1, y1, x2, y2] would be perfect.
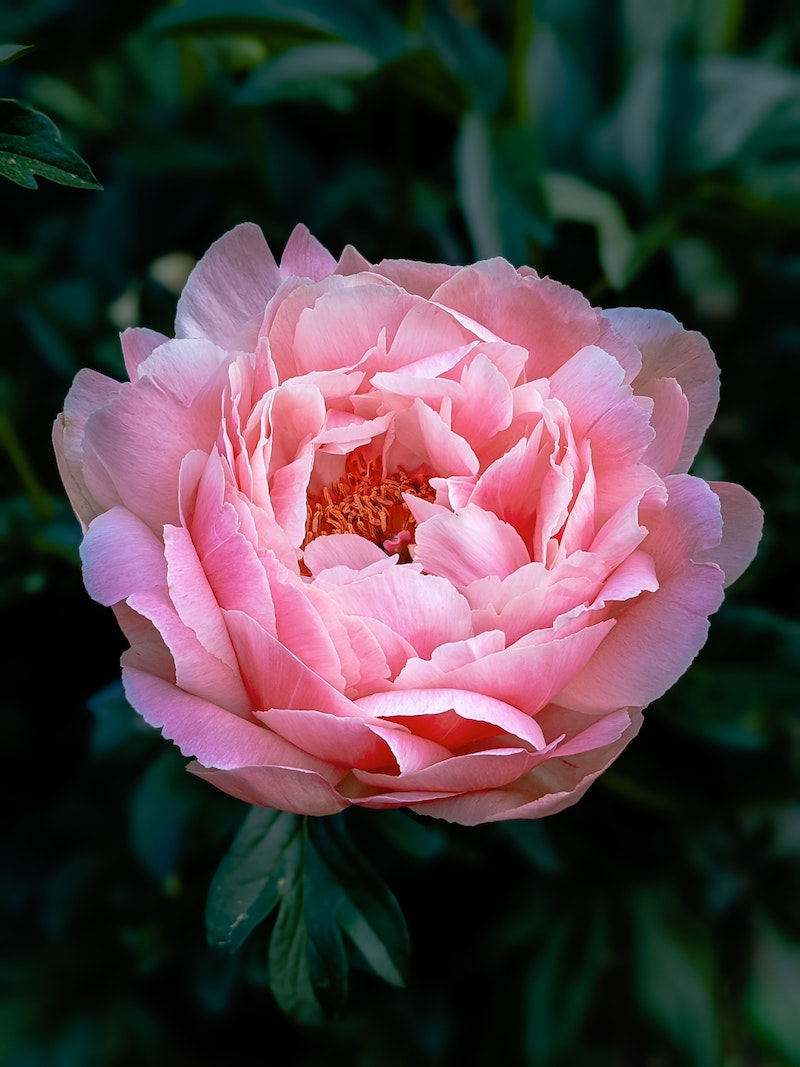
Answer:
[206, 806, 299, 952]
[0, 44, 35, 66]
[457, 112, 503, 259]
[150, 0, 407, 64]
[310, 816, 410, 988]
[0, 98, 102, 189]
[88, 680, 158, 757]
[524, 911, 607, 1062]
[268, 825, 348, 1024]
[747, 918, 800, 1062]
[542, 171, 637, 289]
[235, 43, 378, 110]
[632, 891, 720, 1067]
[267, 815, 410, 1024]
[130, 748, 198, 881]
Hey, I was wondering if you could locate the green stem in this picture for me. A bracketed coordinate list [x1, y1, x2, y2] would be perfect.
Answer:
[511, 0, 535, 125]
[0, 411, 53, 520]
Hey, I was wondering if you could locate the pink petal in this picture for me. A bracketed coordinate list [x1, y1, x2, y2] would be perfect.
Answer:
[606, 307, 720, 474]
[120, 327, 168, 379]
[353, 747, 544, 794]
[259, 708, 451, 774]
[396, 620, 615, 718]
[175, 223, 281, 347]
[548, 344, 654, 470]
[405, 708, 642, 824]
[357, 686, 546, 750]
[127, 587, 251, 716]
[53, 368, 123, 528]
[322, 565, 473, 661]
[413, 504, 531, 585]
[697, 481, 763, 587]
[189, 762, 348, 816]
[81, 506, 167, 606]
[303, 533, 390, 574]
[279, 223, 337, 281]
[636, 376, 689, 476]
[371, 258, 461, 297]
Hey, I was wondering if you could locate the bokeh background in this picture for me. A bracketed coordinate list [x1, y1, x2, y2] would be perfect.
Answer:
[2, 1, 799, 1063]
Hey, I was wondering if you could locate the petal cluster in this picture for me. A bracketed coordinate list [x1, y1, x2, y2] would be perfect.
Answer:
[54, 224, 763, 825]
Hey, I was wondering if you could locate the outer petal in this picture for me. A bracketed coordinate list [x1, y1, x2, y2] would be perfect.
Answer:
[697, 481, 764, 587]
[175, 223, 281, 347]
[405, 708, 642, 824]
[606, 307, 720, 474]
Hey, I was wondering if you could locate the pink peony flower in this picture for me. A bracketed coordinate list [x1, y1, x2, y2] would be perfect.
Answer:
[54, 224, 763, 825]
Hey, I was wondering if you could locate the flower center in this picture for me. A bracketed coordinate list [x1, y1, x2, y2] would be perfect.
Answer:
[304, 451, 435, 562]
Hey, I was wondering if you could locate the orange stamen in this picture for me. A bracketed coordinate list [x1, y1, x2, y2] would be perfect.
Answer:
[304, 452, 435, 562]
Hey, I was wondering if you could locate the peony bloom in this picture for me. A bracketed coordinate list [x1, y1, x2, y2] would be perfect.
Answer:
[54, 224, 762, 825]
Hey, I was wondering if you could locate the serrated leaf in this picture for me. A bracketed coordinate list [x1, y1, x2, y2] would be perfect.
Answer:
[0, 98, 102, 189]
[0, 44, 35, 66]
[206, 806, 299, 952]
[310, 816, 410, 988]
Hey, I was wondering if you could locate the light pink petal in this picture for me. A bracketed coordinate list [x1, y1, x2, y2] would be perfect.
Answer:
[592, 550, 659, 607]
[697, 481, 763, 587]
[222, 608, 356, 717]
[189, 762, 348, 816]
[291, 284, 416, 374]
[384, 299, 476, 367]
[303, 533, 390, 574]
[81, 506, 167, 605]
[336, 244, 372, 275]
[259, 708, 451, 774]
[357, 686, 546, 751]
[354, 747, 543, 793]
[371, 258, 461, 298]
[432, 265, 609, 379]
[636, 376, 689, 476]
[386, 398, 479, 477]
[467, 432, 549, 550]
[606, 307, 720, 474]
[257, 708, 399, 772]
[134, 337, 234, 402]
[127, 587, 251, 716]
[548, 345, 654, 469]
[558, 562, 724, 713]
[396, 620, 615, 718]
[163, 524, 241, 669]
[82, 372, 225, 530]
[406, 708, 642, 824]
[120, 327, 168, 379]
[452, 353, 515, 453]
[279, 223, 337, 281]
[323, 565, 473, 661]
[413, 504, 531, 585]
[558, 448, 598, 556]
[53, 368, 123, 528]
[175, 223, 281, 347]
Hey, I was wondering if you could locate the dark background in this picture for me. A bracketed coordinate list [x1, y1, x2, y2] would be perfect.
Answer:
[1, 1, 799, 1063]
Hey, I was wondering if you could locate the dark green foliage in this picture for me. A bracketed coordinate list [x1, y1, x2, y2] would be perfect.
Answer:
[1, 0, 799, 1063]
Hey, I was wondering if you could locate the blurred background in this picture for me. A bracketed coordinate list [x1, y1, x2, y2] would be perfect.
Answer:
[1, 0, 799, 1063]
